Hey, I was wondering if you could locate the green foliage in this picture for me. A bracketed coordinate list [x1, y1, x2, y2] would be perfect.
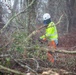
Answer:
[26, 46, 47, 60]
[11, 30, 47, 60]
[5, 57, 11, 67]
[6, 57, 10, 62]
[11, 31, 27, 53]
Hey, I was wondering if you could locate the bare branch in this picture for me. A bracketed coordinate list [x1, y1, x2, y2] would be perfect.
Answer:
[25, 46, 76, 54]
[0, 0, 35, 33]
[15, 58, 40, 70]
[10, 56, 38, 75]
[55, 49, 76, 54]
[0, 54, 10, 57]
[55, 14, 64, 25]
[14, 59, 38, 75]
[0, 65, 26, 75]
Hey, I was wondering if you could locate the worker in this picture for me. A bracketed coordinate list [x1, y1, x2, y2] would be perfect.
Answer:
[40, 13, 58, 63]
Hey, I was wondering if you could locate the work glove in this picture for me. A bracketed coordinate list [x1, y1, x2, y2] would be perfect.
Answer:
[43, 38, 47, 41]
[38, 37, 48, 44]
[40, 36, 47, 41]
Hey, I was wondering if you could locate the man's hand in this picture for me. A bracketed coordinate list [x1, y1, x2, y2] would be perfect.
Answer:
[38, 37, 48, 44]
[40, 36, 46, 41]
[38, 38, 44, 44]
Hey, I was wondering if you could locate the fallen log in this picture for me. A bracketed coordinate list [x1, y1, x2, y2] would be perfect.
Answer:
[55, 49, 76, 54]
[0, 65, 26, 75]
[25, 46, 76, 54]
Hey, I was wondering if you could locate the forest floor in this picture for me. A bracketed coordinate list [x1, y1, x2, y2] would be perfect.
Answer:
[13, 31, 76, 75]
[58, 31, 76, 50]
[56, 31, 76, 74]
[0, 30, 76, 75]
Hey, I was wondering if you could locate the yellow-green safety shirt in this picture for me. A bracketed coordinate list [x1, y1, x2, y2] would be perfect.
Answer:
[40, 22, 58, 41]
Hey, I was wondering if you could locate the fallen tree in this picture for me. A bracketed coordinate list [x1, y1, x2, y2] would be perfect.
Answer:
[25, 46, 76, 54]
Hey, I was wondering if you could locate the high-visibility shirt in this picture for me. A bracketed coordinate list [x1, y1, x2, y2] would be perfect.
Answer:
[40, 22, 58, 41]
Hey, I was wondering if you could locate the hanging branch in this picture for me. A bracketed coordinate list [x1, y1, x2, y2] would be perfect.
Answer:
[0, 65, 26, 75]
[25, 14, 64, 41]
[55, 14, 63, 25]
[0, 0, 35, 34]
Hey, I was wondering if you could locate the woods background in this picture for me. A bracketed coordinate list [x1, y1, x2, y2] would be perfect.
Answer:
[0, 0, 76, 75]
[0, 0, 76, 35]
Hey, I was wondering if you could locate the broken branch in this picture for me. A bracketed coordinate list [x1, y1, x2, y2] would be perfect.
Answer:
[0, 65, 26, 75]
[25, 46, 76, 54]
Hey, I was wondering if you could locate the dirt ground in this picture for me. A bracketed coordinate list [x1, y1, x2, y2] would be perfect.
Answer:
[56, 31, 76, 73]
[58, 32, 76, 50]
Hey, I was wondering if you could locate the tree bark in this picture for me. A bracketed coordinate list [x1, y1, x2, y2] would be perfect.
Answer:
[66, 0, 75, 32]
[25, 46, 76, 54]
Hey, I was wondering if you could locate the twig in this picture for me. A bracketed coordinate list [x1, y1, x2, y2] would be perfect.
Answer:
[16, 58, 39, 70]
[0, 54, 10, 57]
[55, 14, 63, 25]
[10, 55, 38, 75]
[0, 53, 38, 74]
[0, 65, 26, 75]
[69, 46, 76, 50]
[14, 59, 38, 75]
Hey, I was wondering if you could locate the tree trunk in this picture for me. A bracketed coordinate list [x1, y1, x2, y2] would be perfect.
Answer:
[66, 0, 75, 32]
